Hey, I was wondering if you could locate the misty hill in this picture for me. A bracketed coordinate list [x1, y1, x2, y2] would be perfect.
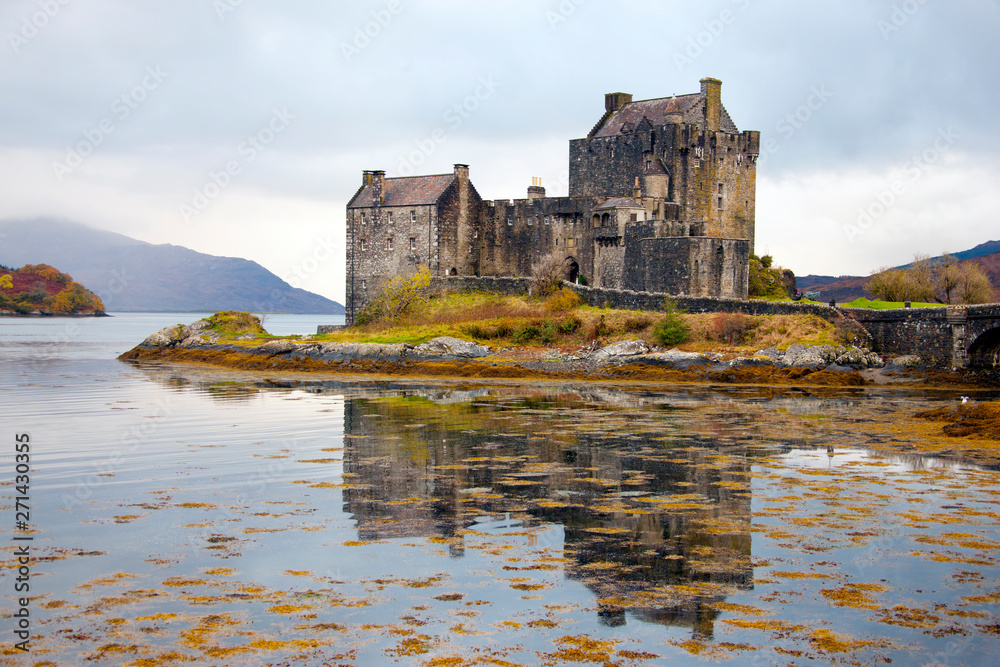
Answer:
[797, 242, 1000, 302]
[0, 219, 343, 314]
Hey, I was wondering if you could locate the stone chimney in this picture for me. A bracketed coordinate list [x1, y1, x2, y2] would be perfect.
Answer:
[371, 170, 385, 205]
[527, 176, 546, 200]
[701, 77, 722, 132]
[605, 92, 633, 113]
[632, 176, 642, 201]
[454, 163, 469, 182]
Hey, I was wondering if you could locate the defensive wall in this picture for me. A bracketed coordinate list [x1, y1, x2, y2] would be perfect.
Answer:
[426, 276, 1000, 370]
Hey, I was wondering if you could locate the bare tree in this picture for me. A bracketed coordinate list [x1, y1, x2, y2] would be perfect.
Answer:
[956, 262, 995, 304]
[935, 253, 961, 304]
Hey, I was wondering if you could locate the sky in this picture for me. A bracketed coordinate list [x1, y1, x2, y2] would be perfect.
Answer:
[1, 0, 997, 304]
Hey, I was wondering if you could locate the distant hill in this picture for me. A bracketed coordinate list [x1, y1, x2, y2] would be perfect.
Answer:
[0, 219, 344, 314]
[797, 243, 1000, 303]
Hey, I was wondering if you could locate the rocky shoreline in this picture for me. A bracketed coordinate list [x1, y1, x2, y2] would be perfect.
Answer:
[118, 319, 994, 389]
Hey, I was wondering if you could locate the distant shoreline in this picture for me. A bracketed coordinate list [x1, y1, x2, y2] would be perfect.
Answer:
[0, 311, 110, 318]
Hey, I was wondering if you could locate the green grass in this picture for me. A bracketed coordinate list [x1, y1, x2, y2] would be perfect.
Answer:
[838, 298, 940, 310]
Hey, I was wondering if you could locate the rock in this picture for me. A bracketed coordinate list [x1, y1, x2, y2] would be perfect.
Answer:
[729, 356, 775, 369]
[780, 344, 827, 369]
[591, 339, 650, 360]
[413, 337, 491, 358]
[823, 363, 855, 374]
[178, 335, 211, 348]
[756, 346, 781, 359]
[188, 320, 212, 334]
[834, 347, 866, 366]
[642, 349, 712, 370]
[141, 324, 192, 347]
[260, 339, 297, 354]
[888, 355, 922, 368]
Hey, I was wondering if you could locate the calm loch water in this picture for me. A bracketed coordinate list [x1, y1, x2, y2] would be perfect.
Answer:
[1, 314, 999, 665]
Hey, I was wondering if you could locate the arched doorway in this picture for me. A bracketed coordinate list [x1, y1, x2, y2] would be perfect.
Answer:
[968, 328, 1000, 368]
[564, 258, 580, 283]
[448, 267, 458, 276]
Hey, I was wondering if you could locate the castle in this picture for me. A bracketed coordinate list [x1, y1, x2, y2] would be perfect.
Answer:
[345, 78, 760, 323]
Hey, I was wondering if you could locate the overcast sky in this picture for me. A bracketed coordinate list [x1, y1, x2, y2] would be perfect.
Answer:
[1, 0, 997, 303]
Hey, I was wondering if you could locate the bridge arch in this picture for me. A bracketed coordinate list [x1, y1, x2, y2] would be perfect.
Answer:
[968, 327, 1000, 369]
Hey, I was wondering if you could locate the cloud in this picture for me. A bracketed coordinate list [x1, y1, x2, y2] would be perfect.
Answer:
[0, 0, 997, 302]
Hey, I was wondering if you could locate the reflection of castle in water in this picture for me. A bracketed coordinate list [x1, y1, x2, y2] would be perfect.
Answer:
[341, 391, 756, 635]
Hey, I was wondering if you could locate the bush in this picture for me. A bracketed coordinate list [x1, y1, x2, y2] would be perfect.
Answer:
[544, 287, 582, 312]
[651, 298, 690, 347]
[558, 317, 581, 334]
[512, 324, 540, 344]
[712, 312, 748, 345]
[622, 316, 651, 332]
[530, 252, 569, 298]
[835, 317, 871, 347]
[539, 322, 557, 345]
[355, 267, 432, 326]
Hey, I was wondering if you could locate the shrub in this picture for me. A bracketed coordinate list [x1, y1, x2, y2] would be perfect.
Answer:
[651, 298, 690, 347]
[835, 317, 871, 347]
[712, 312, 748, 345]
[355, 266, 432, 326]
[622, 316, 651, 332]
[544, 287, 582, 312]
[539, 322, 557, 345]
[512, 325, 540, 345]
[588, 315, 612, 341]
[530, 252, 568, 298]
[558, 317, 581, 334]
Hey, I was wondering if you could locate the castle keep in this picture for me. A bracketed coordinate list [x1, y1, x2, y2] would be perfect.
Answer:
[346, 78, 759, 323]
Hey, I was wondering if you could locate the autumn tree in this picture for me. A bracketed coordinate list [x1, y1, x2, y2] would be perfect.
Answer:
[934, 254, 962, 304]
[0, 274, 11, 290]
[955, 262, 995, 304]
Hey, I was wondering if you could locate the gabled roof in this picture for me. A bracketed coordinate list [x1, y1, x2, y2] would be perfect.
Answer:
[594, 197, 645, 211]
[591, 92, 739, 138]
[347, 174, 455, 208]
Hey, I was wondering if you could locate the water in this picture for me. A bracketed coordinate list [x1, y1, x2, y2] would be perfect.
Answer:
[1, 313, 999, 665]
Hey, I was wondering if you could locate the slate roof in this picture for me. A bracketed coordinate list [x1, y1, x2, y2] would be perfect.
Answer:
[594, 197, 645, 210]
[591, 93, 739, 138]
[348, 174, 455, 208]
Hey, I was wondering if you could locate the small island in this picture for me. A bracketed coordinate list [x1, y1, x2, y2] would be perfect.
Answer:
[0, 263, 106, 316]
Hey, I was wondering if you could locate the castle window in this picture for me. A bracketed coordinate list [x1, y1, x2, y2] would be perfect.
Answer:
[409, 237, 416, 251]
[411, 210, 416, 222]
[630, 214, 638, 222]
[359, 239, 366, 252]
[386, 237, 394, 251]
[361, 280, 367, 289]
[718, 184, 724, 195]
[593, 215, 600, 228]
[718, 197, 723, 209]
[528, 216, 534, 226]
[360, 212, 366, 225]
[544, 215, 550, 225]
[507, 215, 513, 226]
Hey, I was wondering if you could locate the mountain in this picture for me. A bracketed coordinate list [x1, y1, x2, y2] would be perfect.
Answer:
[796, 242, 1000, 303]
[0, 219, 343, 314]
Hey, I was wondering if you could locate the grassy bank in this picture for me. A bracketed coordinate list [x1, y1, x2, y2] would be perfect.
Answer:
[311, 290, 859, 356]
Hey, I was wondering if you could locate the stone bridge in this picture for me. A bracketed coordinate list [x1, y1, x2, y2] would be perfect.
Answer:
[844, 304, 1000, 370]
